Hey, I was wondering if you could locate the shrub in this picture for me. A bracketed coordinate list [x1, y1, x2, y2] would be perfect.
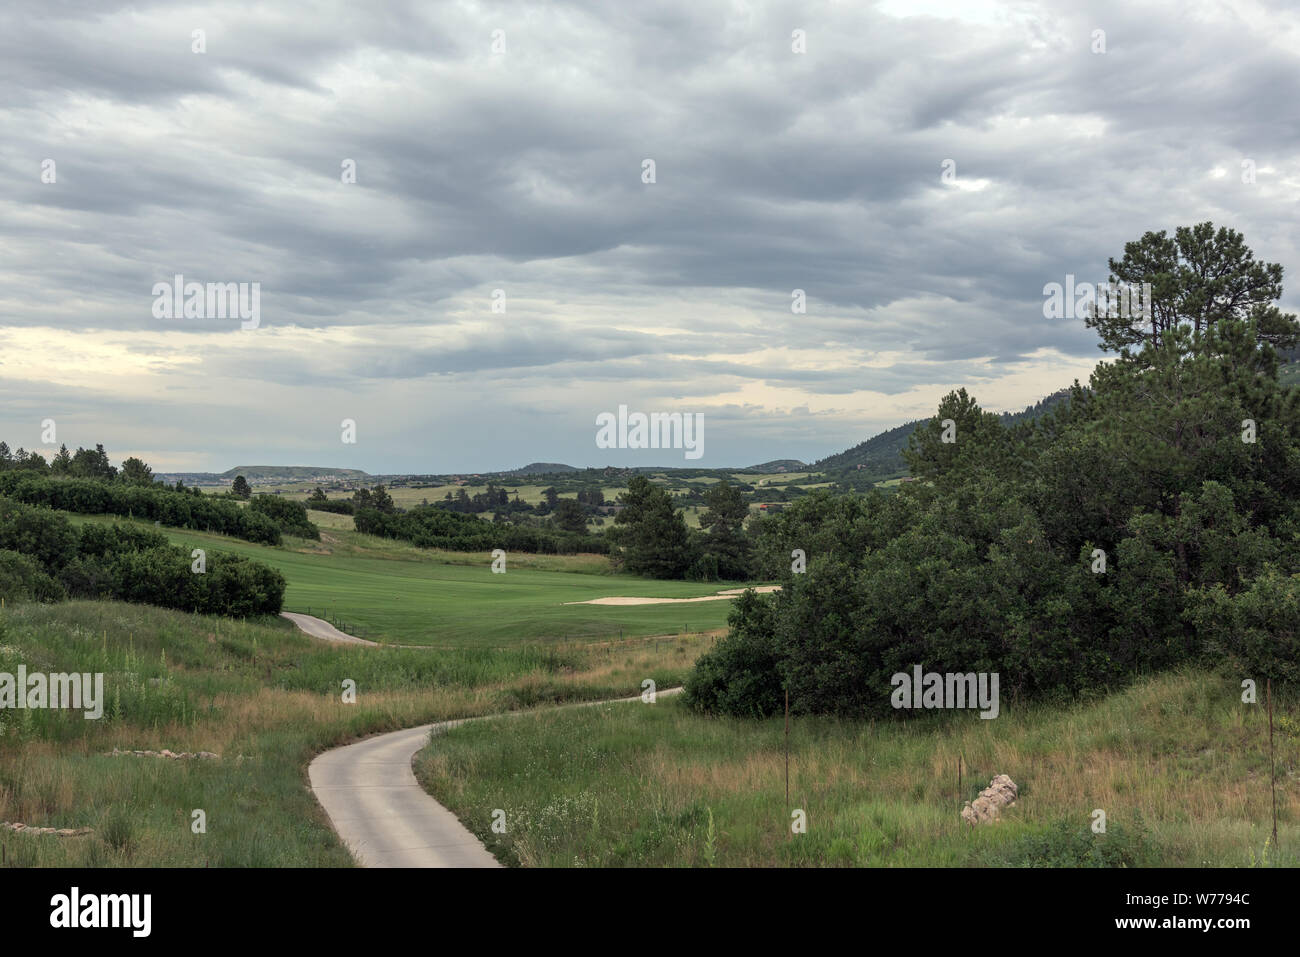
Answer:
[249, 494, 320, 540]
[0, 472, 283, 545]
[0, 549, 66, 603]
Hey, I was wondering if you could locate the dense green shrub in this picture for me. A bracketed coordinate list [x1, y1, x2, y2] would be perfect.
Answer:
[305, 498, 354, 515]
[682, 589, 784, 717]
[1187, 568, 1300, 683]
[0, 498, 79, 570]
[0, 496, 284, 617]
[0, 472, 286, 545]
[354, 504, 608, 555]
[249, 494, 320, 539]
[0, 549, 66, 603]
[982, 818, 1159, 868]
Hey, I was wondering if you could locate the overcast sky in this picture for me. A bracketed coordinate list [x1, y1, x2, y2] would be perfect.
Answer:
[2, 0, 1297, 473]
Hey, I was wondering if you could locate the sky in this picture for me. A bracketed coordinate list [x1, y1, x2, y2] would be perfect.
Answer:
[2, 0, 1298, 474]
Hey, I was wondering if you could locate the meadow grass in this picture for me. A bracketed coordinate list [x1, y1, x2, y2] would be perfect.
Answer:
[0, 600, 705, 867]
[414, 670, 1300, 867]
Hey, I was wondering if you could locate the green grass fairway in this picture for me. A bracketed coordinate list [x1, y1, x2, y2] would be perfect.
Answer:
[68, 515, 751, 647]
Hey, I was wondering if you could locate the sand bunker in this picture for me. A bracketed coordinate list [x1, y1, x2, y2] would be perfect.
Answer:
[566, 585, 781, 606]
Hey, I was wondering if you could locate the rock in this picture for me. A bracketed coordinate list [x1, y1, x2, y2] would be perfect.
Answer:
[106, 748, 219, 760]
[961, 774, 1019, 826]
[1, 821, 94, 837]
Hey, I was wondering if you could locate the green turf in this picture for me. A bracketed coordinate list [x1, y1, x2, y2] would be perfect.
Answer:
[67, 514, 750, 647]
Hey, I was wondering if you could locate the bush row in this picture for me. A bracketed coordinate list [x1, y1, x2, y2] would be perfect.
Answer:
[354, 505, 609, 555]
[0, 498, 285, 617]
[0, 472, 293, 544]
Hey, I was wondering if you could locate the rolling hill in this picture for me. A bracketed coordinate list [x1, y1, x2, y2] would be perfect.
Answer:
[816, 389, 1073, 480]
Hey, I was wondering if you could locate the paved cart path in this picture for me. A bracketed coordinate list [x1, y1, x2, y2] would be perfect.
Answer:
[308, 690, 681, 867]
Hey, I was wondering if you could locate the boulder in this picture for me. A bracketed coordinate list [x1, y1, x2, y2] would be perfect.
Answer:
[961, 774, 1018, 825]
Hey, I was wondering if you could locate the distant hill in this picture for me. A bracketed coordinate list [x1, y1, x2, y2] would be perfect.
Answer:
[509, 462, 580, 475]
[814, 420, 922, 476]
[744, 459, 807, 472]
[817, 389, 1072, 480]
[220, 466, 370, 482]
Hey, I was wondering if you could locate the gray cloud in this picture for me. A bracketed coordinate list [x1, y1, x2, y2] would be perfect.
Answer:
[0, 0, 1297, 470]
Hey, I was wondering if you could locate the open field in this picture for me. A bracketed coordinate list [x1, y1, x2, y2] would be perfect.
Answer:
[415, 670, 1300, 867]
[67, 514, 748, 647]
[228, 482, 633, 509]
[744, 472, 814, 484]
[0, 601, 707, 866]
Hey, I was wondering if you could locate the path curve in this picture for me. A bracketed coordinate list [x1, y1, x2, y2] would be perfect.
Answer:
[309, 689, 680, 868]
[281, 612, 379, 646]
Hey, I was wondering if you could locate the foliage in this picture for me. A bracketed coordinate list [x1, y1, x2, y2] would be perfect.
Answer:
[688, 224, 1300, 718]
[0, 497, 283, 617]
[0, 471, 283, 545]
[249, 493, 320, 539]
[610, 477, 693, 579]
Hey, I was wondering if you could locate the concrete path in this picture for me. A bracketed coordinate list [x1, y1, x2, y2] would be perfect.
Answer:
[309, 690, 680, 868]
[310, 718, 499, 867]
[281, 612, 379, 647]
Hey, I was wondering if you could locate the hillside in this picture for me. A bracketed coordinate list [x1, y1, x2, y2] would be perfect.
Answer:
[817, 389, 1072, 480]
[222, 465, 370, 482]
[511, 462, 580, 475]
[814, 419, 922, 476]
[743, 459, 807, 472]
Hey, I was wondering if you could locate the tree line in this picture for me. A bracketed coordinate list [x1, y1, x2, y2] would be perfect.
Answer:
[353, 502, 609, 554]
[0, 471, 319, 545]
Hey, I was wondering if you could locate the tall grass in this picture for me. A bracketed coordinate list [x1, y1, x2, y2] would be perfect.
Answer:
[0, 600, 702, 866]
[414, 670, 1300, 867]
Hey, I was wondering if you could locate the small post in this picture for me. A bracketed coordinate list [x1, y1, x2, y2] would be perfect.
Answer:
[958, 753, 963, 804]
[784, 688, 790, 805]
[1268, 678, 1278, 847]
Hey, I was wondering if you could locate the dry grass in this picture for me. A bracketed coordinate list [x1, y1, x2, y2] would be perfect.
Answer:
[0, 600, 700, 867]
[415, 669, 1300, 867]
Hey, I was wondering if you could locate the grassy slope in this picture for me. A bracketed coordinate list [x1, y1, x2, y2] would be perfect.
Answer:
[0, 600, 707, 866]
[415, 671, 1300, 867]
[64, 514, 746, 647]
